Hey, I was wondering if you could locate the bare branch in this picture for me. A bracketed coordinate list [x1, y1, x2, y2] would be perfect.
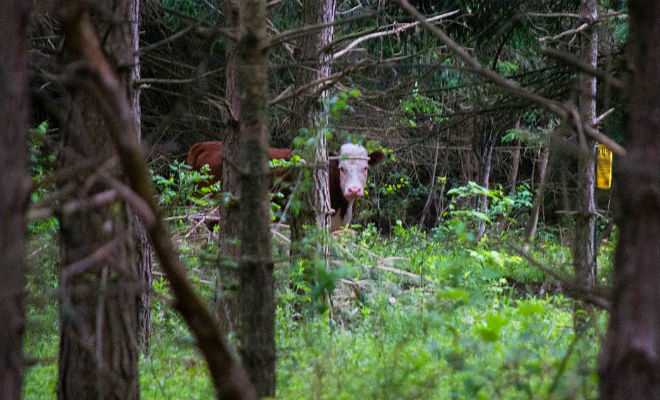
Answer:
[136, 66, 224, 85]
[542, 47, 623, 89]
[333, 10, 459, 59]
[138, 22, 198, 54]
[395, 0, 568, 118]
[507, 243, 611, 310]
[269, 10, 382, 49]
[269, 61, 367, 106]
[539, 23, 589, 42]
[595, 107, 615, 125]
[526, 12, 582, 19]
[395, 0, 626, 156]
[28, 189, 119, 220]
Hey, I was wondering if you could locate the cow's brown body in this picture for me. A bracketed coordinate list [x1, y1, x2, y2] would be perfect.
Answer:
[185, 141, 383, 230]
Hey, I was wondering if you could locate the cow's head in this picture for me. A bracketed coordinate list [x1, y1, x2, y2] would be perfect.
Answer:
[338, 143, 384, 200]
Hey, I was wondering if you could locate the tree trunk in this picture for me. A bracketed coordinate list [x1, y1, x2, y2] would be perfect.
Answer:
[524, 147, 550, 241]
[216, 0, 241, 334]
[0, 1, 30, 398]
[573, 0, 598, 331]
[57, 3, 258, 397]
[57, 2, 139, 398]
[237, 0, 276, 396]
[509, 142, 521, 193]
[419, 140, 440, 229]
[126, 0, 152, 355]
[598, 0, 660, 397]
[290, 0, 336, 259]
[473, 118, 496, 242]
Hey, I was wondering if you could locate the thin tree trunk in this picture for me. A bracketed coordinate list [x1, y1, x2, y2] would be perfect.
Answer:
[216, 0, 241, 334]
[573, 0, 598, 331]
[475, 142, 493, 242]
[509, 142, 521, 193]
[419, 140, 439, 229]
[237, 0, 275, 396]
[57, 2, 139, 398]
[290, 0, 336, 260]
[126, 0, 152, 355]
[496, 142, 521, 232]
[474, 119, 496, 242]
[0, 1, 30, 398]
[598, 0, 660, 397]
[524, 147, 550, 241]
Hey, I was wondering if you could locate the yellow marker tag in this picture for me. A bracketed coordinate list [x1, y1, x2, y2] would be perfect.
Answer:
[596, 144, 613, 189]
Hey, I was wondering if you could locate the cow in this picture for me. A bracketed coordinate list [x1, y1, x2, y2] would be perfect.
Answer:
[186, 141, 292, 181]
[185, 141, 384, 231]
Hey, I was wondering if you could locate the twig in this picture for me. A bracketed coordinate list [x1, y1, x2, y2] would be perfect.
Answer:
[539, 23, 589, 42]
[333, 11, 459, 59]
[395, 0, 567, 118]
[547, 334, 579, 396]
[594, 107, 615, 125]
[344, 241, 420, 279]
[541, 47, 623, 89]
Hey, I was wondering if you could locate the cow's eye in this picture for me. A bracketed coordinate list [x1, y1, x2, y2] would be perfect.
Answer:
[340, 166, 347, 173]
[363, 167, 368, 173]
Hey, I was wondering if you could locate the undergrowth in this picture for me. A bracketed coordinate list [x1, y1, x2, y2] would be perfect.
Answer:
[23, 210, 612, 399]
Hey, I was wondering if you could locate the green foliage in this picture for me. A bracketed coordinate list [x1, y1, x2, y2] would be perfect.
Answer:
[399, 82, 444, 127]
[29, 121, 55, 179]
[495, 60, 520, 76]
[276, 224, 605, 399]
[441, 181, 533, 240]
[151, 160, 221, 208]
[27, 121, 60, 234]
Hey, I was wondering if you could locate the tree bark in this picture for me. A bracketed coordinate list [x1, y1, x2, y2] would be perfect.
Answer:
[573, 0, 598, 331]
[237, 0, 276, 396]
[598, 0, 660, 397]
[57, 2, 140, 398]
[126, 0, 152, 355]
[290, 0, 336, 259]
[57, 2, 258, 397]
[0, 1, 30, 398]
[216, 0, 241, 335]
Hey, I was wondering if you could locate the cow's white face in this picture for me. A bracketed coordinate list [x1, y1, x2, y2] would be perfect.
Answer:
[338, 143, 383, 200]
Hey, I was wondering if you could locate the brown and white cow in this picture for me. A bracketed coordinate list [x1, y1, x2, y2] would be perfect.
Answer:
[185, 141, 383, 231]
[329, 143, 384, 230]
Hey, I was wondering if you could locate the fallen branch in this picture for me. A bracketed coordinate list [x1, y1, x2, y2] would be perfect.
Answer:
[344, 241, 420, 280]
[507, 242, 611, 310]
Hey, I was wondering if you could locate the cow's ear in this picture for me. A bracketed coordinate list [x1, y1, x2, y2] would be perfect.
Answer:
[368, 150, 384, 166]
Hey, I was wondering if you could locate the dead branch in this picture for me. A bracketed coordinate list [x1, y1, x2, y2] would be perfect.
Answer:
[268, 10, 383, 49]
[333, 10, 459, 59]
[542, 47, 623, 89]
[270, 60, 367, 106]
[507, 242, 611, 310]
[28, 189, 118, 220]
[539, 23, 589, 42]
